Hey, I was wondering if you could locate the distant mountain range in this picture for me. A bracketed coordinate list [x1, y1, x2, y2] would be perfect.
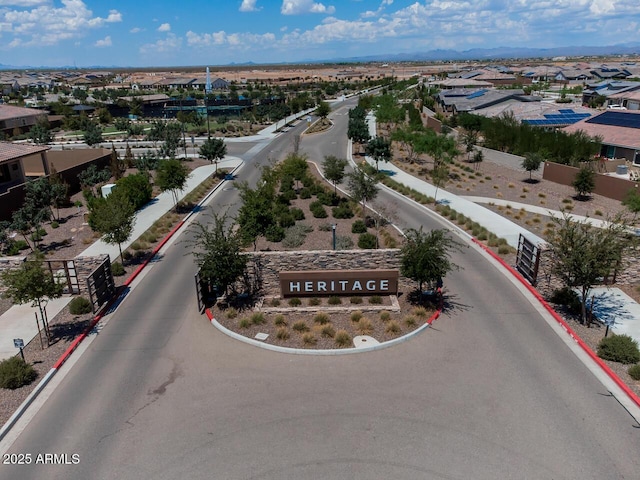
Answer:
[322, 43, 640, 64]
[1, 44, 639, 70]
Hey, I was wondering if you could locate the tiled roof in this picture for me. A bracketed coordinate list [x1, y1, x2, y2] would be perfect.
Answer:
[0, 142, 49, 163]
[0, 104, 46, 122]
[563, 111, 640, 149]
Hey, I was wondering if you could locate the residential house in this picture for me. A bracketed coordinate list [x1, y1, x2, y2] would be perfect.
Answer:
[437, 88, 532, 113]
[555, 68, 593, 84]
[563, 110, 640, 164]
[0, 104, 47, 136]
[582, 80, 640, 105]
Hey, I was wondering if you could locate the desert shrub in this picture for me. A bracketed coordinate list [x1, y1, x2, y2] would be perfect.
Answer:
[276, 327, 290, 340]
[550, 287, 581, 314]
[335, 235, 354, 250]
[302, 332, 317, 345]
[0, 357, 38, 390]
[6, 240, 29, 255]
[317, 191, 340, 206]
[314, 313, 330, 325]
[282, 223, 313, 248]
[308, 297, 321, 306]
[270, 298, 281, 307]
[379, 310, 391, 322]
[69, 296, 92, 315]
[51, 221, 59, 229]
[628, 364, 640, 381]
[351, 219, 367, 234]
[251, 312, 265, 325]
[310, 200, 328, 218]
[278, 212, 296, 228]
[597, 334, 640, 364]
[405, 316, 417, 327]
[369, 295, 383, 305]
[265, 224, 285, 242]
[498, 245, 511, 255]
[356, 317, 373, 334]
[385, 320, 401, 334]
[238, 318, 251, 328]
[358, 232, 377, 249]
[321, 324, 336, 338]
[318, 223, 332, 231]
[299, 188, 312, 199]
[334, 330, 352, 347]
[332, 203, 354, 219]
[225, 307, 238, 319]
[288, 297, 302, 307]
[111, 262, 125, 276]
[274, 314, 287, 326]
[290, 207, 305, 221]
[412, 307, 428, 318]
[350, 296, 363, 304]
[292, 320, 310, 332]
[350, 310, 363, 322]
[328, 296, 341, 305]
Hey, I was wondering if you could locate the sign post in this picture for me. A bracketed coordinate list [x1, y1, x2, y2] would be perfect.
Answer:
[13, 338, 25, 361]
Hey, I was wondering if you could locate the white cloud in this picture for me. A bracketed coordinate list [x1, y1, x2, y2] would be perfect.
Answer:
[0, 0, 122, 47]
[281, 0, 335, 15]
[94, 35, 111, 47]
[186, 30, 276, 50]
[140, 32, 182, 54]
[239, 0, 260, 12]
[157, 22, 171, 32]
[0, 1, 47, 6]
[130, 27, 142, 33]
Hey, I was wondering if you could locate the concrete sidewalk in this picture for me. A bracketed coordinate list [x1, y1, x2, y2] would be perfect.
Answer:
[77, 156, 242, 261]
[0, 297, 72, 361]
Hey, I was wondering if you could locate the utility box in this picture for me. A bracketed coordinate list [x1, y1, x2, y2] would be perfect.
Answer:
[101, 183, 116, 198]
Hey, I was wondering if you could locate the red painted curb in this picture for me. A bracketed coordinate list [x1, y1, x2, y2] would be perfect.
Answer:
[52, 220, 187, 371]
[472, 238, 640, 409]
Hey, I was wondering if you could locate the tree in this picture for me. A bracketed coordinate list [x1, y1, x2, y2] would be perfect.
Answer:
[110, 144, 125, 180]
[199, 138, 227, 174]
[545, 213, 633, 326]
[365, 136, 392, 172]
[431, 165, 449, 204]
[572, 165, 596, 199]
[521, 152, 543, 181]
[88, 188, 136, 262]
[472, 149, 484, 171]
[116, 173, 153, 210]
[1, 254, 63, 344]
[400, 227, 462, 292]
[323, 155, 348, 194]
[159, 122, 184, 158]
[29, 120, 53, 144]
[83, 121, 103, 147]
[188, 212, 248, 296]
[155, 158, 190, 210]
[347, 166, 378, 216]
[236, 176, 277, 250]
[316, 100, 330, 119]
[279, 153, 308, 191]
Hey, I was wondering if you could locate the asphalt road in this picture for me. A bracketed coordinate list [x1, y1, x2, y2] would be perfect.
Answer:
[1, 101, 639, 479]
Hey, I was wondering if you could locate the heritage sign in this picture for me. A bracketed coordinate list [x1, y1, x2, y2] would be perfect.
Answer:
[279, 269, 399, 297]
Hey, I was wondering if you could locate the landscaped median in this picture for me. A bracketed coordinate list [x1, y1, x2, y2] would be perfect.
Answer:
[205, 288, 443, 355]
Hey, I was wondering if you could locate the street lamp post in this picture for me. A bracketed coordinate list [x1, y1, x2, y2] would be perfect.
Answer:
[332, 224, 336, 250]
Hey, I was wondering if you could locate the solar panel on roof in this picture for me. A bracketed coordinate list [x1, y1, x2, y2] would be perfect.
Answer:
[558, 109, 575, 114]
[465, 89, 487, 100]
[586, 111, 640, 129]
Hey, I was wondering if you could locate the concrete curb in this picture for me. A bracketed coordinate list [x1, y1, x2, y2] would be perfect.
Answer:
[205, 302, 442, 356]
[0, 165, 241, 443]
[471, 238, 640, 410]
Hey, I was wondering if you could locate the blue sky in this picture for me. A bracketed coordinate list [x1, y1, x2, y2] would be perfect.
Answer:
[0, 0, 639, 67]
